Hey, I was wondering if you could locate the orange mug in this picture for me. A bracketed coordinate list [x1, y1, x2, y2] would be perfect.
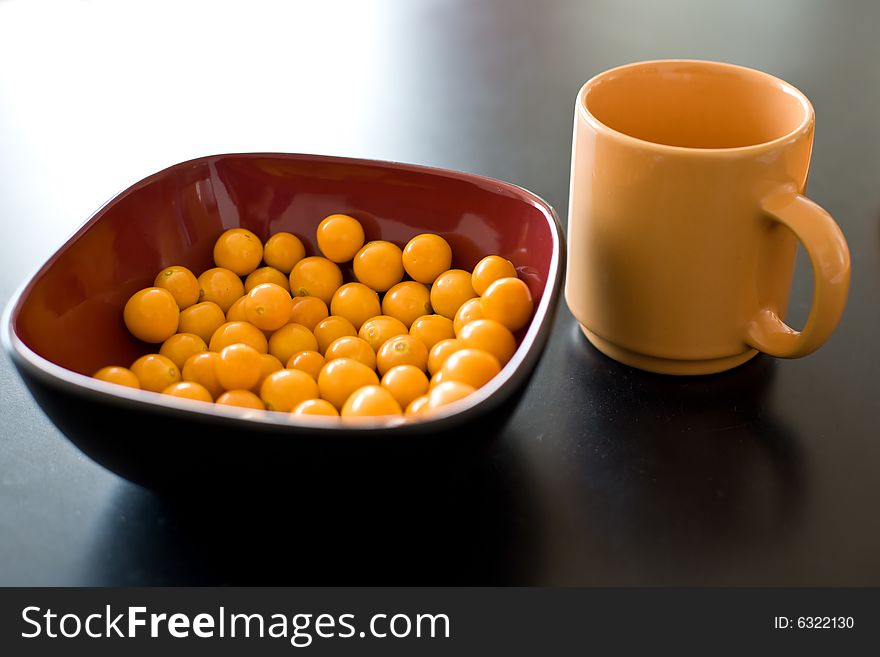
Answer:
[566, 60, 851, 375]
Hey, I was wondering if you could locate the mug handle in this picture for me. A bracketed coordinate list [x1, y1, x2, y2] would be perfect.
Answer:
[745, 191, 851, 358]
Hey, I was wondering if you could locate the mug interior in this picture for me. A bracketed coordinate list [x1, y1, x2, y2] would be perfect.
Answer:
[583, 61, 811, 149]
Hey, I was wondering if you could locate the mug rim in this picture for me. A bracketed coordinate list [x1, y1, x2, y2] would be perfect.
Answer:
[576, 59, 815, 156]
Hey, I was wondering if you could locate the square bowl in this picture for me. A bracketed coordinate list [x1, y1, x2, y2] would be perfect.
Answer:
[4, 153, 564, 488]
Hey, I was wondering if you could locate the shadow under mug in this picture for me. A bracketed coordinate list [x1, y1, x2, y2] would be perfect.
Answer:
[566, 60, 851, 375]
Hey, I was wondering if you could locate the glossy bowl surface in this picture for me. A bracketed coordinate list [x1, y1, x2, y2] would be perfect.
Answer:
[4, 153, 563, 487]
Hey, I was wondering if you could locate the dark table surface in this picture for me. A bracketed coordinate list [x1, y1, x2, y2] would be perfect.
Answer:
[2, 0, 879, 585]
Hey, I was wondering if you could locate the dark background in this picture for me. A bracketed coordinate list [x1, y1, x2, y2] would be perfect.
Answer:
[1, 0, 878, 585]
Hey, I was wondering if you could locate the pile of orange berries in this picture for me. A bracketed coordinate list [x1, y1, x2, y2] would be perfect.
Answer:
[93, 214, 533, 421]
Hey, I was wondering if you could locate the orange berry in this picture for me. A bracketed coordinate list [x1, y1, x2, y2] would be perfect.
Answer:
[287, 350, 325, 380]
[314, 316, 358, 354]
[182, 351, 224, 399]
[428, 369, 447, 389]
[317, 358, 380, 410]
[178, 301, 225, 343]
[161, 381, 213, 403]
[427, 380, 475, 410]
[480, 277, 533, 332]
[381, 364, 429, 410]
[225, 296, 248, 322]
[289, 296, 329, 331]
[316, 214, 365, 262]
[341, 385, 402, 417]
[289, 256, 343, 305]
[329, 282, 381, 330]
[325, 336, 377, 370]
[159, 332, 207, 369]
[471, 255, 517, 296]
[453, 297, 484, 335]
[405, 395, 430, 417]
[382, 281, 432, 328]
[124, 287, 179, 343]
[93, 366, 140, 389]
[260, 369, 319, 412]
[216, 343, 262, 391]
[358, 315, 408, 352]
[130, 353, 180, 393]
[197, 267, 245, 313]
[409, 314, 455, 351]
[253, 353, 284, 393]
[402, 234, 452, 284]
[268, 323, 318, 364]
[245, 283, 293, 331]
[291, 398, 339, 417]
[263, 232, 305, 273]
[437, 348, 500, 389]
[430, 269, 476, 319]
[213, 228, 263, 275]
[376, 334, 429, 376]
[427, 338, 464, 376]
[209, 321, 269, 353]
[458, 318, 516, 365]
[353, 240, 404, 292]
[244, 266, 290, 293]
[216, 390, 265, 410]
[153, 265, 200, 309]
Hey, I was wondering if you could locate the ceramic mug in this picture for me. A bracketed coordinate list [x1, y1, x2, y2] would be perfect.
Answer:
[566, 60, 851, 375]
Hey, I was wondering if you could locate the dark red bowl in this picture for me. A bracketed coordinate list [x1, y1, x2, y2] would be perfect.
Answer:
[3, 153, 564, 488]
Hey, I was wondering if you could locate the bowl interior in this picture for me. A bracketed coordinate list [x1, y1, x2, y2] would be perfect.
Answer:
[12, 153, 558, 380]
